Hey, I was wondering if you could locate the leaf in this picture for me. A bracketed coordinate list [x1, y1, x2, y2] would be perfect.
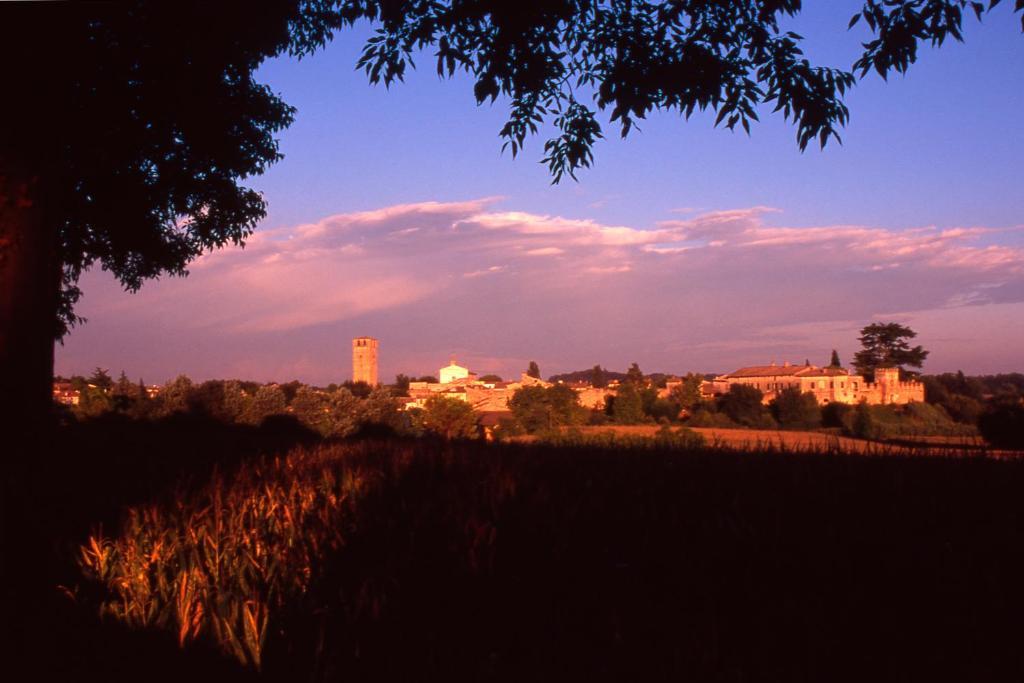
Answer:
[848, 14, 862, 29]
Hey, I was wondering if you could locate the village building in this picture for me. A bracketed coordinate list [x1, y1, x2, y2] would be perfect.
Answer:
[403, 355, 554, 414]
[52, 382, 81, 406]
[707, 361, 924, 405]
[571, 383, 615, 410]
[439, 359, 473, 384]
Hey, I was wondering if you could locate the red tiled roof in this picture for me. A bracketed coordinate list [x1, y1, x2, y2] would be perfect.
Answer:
[723, 364, 851, 379]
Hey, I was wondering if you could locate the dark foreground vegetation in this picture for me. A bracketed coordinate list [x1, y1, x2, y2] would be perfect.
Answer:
[8, 415, 1024, 682]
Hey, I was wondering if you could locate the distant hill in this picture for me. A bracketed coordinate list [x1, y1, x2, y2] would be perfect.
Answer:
[548, 369, 720, 386]
[548, 369, 628, 384]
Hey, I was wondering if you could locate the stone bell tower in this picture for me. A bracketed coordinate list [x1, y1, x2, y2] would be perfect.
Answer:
[352, 337, 378, 386]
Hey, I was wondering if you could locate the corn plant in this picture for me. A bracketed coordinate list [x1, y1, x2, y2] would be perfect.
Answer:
[78, 444, 389, 669]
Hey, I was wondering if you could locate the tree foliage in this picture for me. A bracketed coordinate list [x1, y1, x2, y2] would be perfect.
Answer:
[922, 373, 985, 424]
[670, 374, 705, 411]
[610, 383, 646, 424]
[509, 384, 584, 433]
[349, 1, 1021, 183]
[421, 395, 479, 440]
[852, 401, 881, 440]
[88, 368, 114, 392]
[5, 2, 348, 336]
[850, 0, 1024, 80]
[625, 362, 645, 386]
[719, 384, 771, 427]
[978, 400, 1024, 450]
[853, 322, 929, 379]
[527, 361, 542, 379]
[241, 385, 288, 426]
[769, 387, 821, 430]
[157, 375, 195, 417]
[392, 373, 412, 397]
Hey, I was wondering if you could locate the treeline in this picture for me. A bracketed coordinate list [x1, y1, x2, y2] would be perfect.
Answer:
[684, 372, 1024, 448]
[507, 379, 977, 441]
[58, 367, 1024, 448]
[500, 368, 1023, 449]
[58, 370, 409, 438]
[547, 364, 712, 387]
[919, 371, 1024, 449]
[687, 385, 976, 439]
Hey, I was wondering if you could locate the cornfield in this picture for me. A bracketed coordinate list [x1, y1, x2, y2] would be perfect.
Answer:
[79, 445, 382, 669]
[73, 436, 1024, 681]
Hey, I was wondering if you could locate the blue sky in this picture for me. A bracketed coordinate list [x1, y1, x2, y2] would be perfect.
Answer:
[250, 1, 1023, 232]
[57, 3, 1024, 384]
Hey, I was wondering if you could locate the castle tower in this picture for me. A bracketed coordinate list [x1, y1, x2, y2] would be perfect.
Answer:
[876, 367, 900, 404]
[352, 337, 378, 385]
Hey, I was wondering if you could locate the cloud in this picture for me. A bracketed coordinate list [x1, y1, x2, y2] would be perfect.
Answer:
[463, 265, 507, 278]
[58, 198, 1024, 383]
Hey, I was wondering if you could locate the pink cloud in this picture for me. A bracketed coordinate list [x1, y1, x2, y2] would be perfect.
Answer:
[57, 199, 1024, 383]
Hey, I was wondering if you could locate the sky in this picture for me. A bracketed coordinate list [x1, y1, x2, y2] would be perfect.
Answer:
[56, 2, 1024, 385]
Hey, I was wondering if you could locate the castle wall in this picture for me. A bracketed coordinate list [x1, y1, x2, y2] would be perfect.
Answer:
[717, 366, 924, 406]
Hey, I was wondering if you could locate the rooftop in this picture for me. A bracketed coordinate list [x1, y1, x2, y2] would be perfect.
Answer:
[721, 363, 851, 379]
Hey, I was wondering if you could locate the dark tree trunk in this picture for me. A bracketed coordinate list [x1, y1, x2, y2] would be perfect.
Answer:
[0, 158, 59, 435]
[1, 159, 62, 672]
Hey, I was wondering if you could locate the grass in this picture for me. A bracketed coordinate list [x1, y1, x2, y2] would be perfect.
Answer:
[44, 422, 1024, 682]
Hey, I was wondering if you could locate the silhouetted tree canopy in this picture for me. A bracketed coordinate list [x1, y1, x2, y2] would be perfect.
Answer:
[351, 0, 1022, 181]
[625, 362, 645, 385]
[87, 368, 114, 392]
[978, 400, 1024, 449]
[527, 361, 542, 379]
[853, 322, 929, 379]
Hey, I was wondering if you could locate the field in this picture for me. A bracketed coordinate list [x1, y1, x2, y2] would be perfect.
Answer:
[8, 416, 1024, 682]
[558, 424, 998, 456]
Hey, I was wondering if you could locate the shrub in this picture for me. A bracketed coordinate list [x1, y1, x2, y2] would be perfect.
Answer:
[852, 402, 881, 440]
[610, 383, 646, 424]
[510, 385, 585, 433]
[421, 395, 479, 439]
[860, 402, 972, 439]
[648, 398, 680, 423]
[978, 402, 1024, 449]
[821, 402, 853, 431]
[770, 388, 822, 430]
[686, 409, 737, 428]
[241, 384, 288, 426]
[719, 385, 771, 427]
